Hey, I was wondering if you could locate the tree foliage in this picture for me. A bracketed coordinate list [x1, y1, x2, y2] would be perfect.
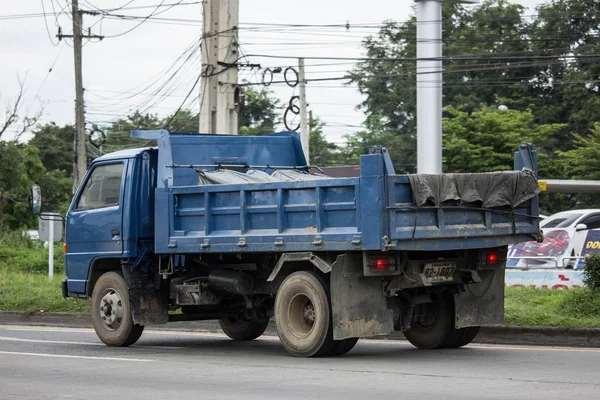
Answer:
[29, 123, 74, 174]
[442, 106, 564, 175]
[350, 0, 600, 176]
[238, 88, 280, 136]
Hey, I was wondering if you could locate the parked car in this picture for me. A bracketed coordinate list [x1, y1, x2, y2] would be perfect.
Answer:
[508, 209, 600, 268]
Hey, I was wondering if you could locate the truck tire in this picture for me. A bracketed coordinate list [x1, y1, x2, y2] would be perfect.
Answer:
[91, 271, 144, 347]
[453, 326, 480, 348]
[329, 338, 359, 356]
[275, 271, 335, 357]
[218, 317, 269, 340]
[403, 292, 453, 349]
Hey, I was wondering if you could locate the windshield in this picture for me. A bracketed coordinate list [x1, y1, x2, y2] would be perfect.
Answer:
[541, 213, 583, 228]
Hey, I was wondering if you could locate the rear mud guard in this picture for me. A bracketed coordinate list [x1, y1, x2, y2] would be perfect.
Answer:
[454, 266, 505, 329]
[330, 253, 395, 340]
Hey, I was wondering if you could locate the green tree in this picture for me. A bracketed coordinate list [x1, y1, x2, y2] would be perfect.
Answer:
[559, 124, 600, 180]
[103, 111, 162, 152]
[442, 106, 564, 175]
[0, 143, 45, 229]
[238, 88, 280, 136]
[309, 115, 340, 166]
[29, 123, 74, 175]
[163, 110, 199, 133]
[350, 0, 534, 167]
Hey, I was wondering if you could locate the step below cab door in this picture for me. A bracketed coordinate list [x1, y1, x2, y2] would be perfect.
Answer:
[65, 161, 127, 295]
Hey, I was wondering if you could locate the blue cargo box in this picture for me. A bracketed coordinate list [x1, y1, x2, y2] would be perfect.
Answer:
[132, 130, 540, 255]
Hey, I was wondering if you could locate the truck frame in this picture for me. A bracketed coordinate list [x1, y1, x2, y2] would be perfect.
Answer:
[46, 130, 540, 357]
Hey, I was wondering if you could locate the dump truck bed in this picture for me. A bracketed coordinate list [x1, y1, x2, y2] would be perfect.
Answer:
[133, 130, 540, 255]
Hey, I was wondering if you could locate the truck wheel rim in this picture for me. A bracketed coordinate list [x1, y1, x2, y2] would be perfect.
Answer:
[98, 288, 124, 331]
[287, 293, 315, 338]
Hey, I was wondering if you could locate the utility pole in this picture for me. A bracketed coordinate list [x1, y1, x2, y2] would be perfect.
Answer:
[414, 0, 478, 174]
[415, 0, 443, 175]
[57, 0, 103, 192]
[298, 58, 309, 163]
[199, 0, 239, 135]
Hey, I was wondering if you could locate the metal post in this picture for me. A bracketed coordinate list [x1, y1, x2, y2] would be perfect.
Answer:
[58, 2, 103, 192]
[199, 0, 239, 134]
[48, 215, 54, 281]
[298, 58, 309, 163]
[415, 0, 443, 174]
[72, 0, 87, 191]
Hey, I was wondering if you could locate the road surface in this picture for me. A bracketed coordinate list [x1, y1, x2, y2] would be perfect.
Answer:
[0, 324, 598, 399]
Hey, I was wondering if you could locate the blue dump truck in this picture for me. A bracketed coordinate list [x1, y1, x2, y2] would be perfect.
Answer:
[32, 130, 541, 357]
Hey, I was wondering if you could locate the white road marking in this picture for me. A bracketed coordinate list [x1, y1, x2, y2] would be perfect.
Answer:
[0, 350, 153, 362]
[0, 336, 103, 346]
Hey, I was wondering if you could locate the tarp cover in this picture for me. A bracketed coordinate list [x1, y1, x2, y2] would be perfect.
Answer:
[197, 169, 330, 185]
[271, 170, 331, 181]
[408, 170, 541, 208]
[197, 170, 276, 185]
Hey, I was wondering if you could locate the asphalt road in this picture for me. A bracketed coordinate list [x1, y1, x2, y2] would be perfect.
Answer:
[0, 325, 598, 400]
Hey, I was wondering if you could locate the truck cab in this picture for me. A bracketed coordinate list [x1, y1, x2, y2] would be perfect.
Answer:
[63, 148, 157, 297]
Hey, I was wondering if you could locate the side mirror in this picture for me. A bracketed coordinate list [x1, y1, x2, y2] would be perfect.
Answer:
[576, 223, 588, 232]
[31, 184, 42, 215]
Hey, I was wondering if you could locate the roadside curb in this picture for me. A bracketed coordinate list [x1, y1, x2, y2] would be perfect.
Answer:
[1, 311, 599, 348]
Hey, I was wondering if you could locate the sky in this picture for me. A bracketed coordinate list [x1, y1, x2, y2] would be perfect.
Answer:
[1, 0, 544, 144]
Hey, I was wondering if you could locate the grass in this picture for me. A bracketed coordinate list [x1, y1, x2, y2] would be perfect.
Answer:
[0, 270, 90, 313]
[0, 230, 90, 313]
[505, 287, 600, 328]
[1, 231, 600, 326]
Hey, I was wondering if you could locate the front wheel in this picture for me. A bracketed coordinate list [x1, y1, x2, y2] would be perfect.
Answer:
[275, 271, 335, 357]
[218, 317, 269, 340]
[91, 272, 144, 347]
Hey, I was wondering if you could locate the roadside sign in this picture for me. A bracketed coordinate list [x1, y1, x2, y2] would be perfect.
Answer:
[539, 181, 547, 191]
[39, 213, 62, 242]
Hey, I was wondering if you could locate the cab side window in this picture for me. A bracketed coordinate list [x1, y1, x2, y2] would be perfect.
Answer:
[581, 214, 600, 230]
[76, 163, 124, 211]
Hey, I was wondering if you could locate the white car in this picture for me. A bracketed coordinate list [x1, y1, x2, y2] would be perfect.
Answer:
[508, 209, 600, 269]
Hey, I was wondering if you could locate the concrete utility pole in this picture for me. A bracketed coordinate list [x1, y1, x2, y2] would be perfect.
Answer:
[199, 0, 239, 134]
[298, 58, 309, 163]
[415, 0, 478, 174]
[58, 0, 103, 192]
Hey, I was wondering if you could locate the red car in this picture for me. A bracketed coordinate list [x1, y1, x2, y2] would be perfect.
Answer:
[521, 229, 570, 257]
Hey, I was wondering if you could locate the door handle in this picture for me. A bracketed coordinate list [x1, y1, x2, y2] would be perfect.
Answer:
[111, 229, 120, 237]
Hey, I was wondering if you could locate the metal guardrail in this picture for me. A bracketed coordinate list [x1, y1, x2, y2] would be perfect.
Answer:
[506, 256, 585, 270]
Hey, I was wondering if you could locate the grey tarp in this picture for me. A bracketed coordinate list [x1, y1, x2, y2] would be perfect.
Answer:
[408, 170, 541, 208]
[197, 169, 331, 185]
[197, 169, 276, 185]
[271, 170, 331, 182]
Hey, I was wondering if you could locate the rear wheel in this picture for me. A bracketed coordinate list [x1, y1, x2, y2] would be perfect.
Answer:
[454, 326, 480, 348]
[91, 272, 144, 347]
[218, 317, 269, 341]
[329, 338, 359, 356]
[403, 293, 454, 349]
[275, 271, 335, 357]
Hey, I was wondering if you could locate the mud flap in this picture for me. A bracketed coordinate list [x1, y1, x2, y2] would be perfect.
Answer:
[330, 253, 394, 340]
[122, 267, 169, 325]
[454, 267, 505, 329]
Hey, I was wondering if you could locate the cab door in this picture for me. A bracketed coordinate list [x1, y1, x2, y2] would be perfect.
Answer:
[65, 161, 127, 294]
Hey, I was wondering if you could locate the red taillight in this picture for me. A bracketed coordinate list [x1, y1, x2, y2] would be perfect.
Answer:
[371, 257, 391, 271]
[487, 252, 498, 265]
[63, 243, 68, 255]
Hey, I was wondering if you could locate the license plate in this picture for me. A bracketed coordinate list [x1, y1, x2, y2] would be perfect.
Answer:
[423, 262, 456, 283]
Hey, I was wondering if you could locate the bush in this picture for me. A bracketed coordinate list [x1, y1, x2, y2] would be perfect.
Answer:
[0, 230, 64, 274]
[583, 254, 600, 290]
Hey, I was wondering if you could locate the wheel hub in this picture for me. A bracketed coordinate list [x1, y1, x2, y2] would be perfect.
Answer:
[98, 289, 124, 331]
[288, 293, 316, 338]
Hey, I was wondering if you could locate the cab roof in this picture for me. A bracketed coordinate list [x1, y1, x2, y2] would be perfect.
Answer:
[93, 147, 155, 162]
